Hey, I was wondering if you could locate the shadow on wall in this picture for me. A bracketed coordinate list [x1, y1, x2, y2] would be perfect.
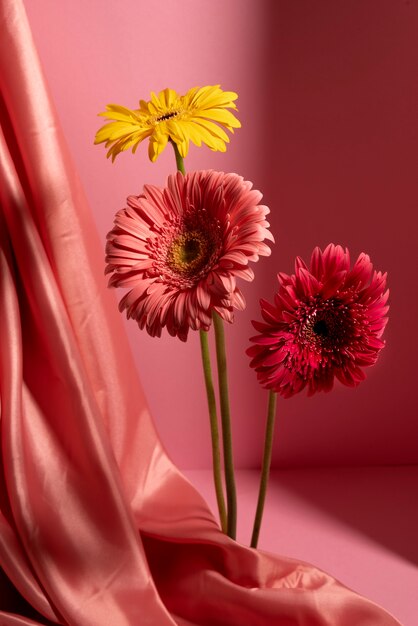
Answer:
[256, 0, 418, 470]
[269, 465, 418, 567]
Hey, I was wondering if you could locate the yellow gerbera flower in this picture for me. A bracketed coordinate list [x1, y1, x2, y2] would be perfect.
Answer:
[94, 85, 241, 162]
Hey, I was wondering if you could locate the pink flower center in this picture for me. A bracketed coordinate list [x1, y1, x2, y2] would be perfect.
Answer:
[148, 209, 222, 288]
[167, 230, 213, 276]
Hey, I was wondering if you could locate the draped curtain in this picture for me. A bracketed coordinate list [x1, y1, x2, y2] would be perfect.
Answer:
[0, 1, 401, 624]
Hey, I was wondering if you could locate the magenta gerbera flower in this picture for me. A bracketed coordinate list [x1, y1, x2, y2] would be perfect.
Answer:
[106, 170, 273, 341]
[247, 244, 389, 398]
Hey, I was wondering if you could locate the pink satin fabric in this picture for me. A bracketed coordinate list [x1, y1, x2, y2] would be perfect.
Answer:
[0, 1, 402, 624]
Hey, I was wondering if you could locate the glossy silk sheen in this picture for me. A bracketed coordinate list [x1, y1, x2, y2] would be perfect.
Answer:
[0, 1, 401, 624]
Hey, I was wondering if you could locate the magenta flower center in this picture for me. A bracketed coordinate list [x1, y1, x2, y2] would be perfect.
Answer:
[313, 319, 329, 337]
[294, 295, 366, 356]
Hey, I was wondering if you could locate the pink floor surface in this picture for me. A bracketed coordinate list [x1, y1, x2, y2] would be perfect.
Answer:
[184, 466, 418, 626]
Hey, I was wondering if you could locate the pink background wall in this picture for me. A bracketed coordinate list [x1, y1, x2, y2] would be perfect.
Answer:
[24, 0, 418, 469]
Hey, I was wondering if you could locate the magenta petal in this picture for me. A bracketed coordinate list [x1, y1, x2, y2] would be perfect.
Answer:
[310, 246, 324, 279]
[297, 268, 320, 296]
[321, 270, 347, 298]
[345, 252, 373, 289]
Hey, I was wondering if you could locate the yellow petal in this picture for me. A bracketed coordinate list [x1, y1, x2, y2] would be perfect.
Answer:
[185, 85, 238, 110]
[190, 118, 230, 142]
[100, 103, 142, 118]
[180, 120, 225, 151]
[192, 108, 241, 129]
[98, 111, 143, 123]
[148, 128, 169, 162]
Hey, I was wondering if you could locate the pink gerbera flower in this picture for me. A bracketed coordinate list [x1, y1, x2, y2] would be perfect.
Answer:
[247, 244, 389, 398]
[106, 170, 273, 341]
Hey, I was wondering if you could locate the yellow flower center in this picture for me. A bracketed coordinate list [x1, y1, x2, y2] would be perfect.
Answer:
[167, 231, 210, 276]
[155, 110, 179, 122]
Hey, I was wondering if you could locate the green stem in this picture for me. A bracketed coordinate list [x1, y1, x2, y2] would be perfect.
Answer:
[213, 312, 237, 539]
[199, 330, 228, 533]
[170, 140, 185, 174]
[169, 140, 227, 533]
[250, 390, 277, 548]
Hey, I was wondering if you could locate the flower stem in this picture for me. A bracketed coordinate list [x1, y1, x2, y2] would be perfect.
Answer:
[250, 390, 277, 548]
[170, 140, 186, 174]
[169, 139, 227, 533]
[212, 311, 237, 539]
[199, 330, 228, 533]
